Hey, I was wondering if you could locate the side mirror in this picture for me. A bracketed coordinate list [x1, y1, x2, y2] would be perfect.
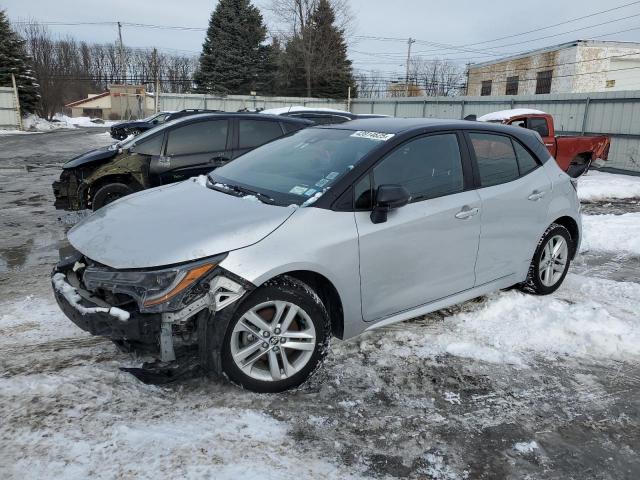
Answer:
[370, 184, 411, 224]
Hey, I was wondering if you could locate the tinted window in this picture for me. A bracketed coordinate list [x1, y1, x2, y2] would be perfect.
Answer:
[354, 174, 372, 209]
[513, 141, 539, 176]
[134, 133, 163, 156]
[166, 120, 228, 156]
[527, 117, 549, 137]
[470, 133, 519, 187]
[282, 121, 306, 133]
[373, 134, 464, 201]
[239, 120, 284, 149]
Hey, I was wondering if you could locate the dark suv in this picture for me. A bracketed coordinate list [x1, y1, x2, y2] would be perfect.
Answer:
[109, 109, 224, 140]
[54, 113, 312, 210]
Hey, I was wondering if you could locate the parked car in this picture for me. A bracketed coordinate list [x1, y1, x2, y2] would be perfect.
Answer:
[109, 109, 225, 140]
[261, 105, 387, 125]
[52, 118, 581, 392]
[53, 113, 312, 210]
[477, 109, 610, 177]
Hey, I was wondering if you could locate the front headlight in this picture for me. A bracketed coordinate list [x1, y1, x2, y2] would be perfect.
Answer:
[82, 254, 226, 313]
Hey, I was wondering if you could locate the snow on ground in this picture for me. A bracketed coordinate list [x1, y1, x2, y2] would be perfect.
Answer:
[578, 170, 640, 202]
[0, 114, 116, 134]
[370, 274, 640, 368]
[581, 212, 640, 255]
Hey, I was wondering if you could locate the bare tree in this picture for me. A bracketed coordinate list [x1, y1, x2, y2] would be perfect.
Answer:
[409, 58, 464, 97]
[18, 21, 197, 118]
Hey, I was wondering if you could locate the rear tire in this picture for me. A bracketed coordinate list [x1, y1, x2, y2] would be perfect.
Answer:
[520, 223, 572, 295]
[92, 183, 134, 210]
[221, 276, 331, 393]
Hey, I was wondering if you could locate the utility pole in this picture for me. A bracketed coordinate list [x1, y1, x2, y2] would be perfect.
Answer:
[152, 47, 159, 113]
[405, 37, 415, 97]
[117, 21, 124, 84]
[11, 73, 23, 131]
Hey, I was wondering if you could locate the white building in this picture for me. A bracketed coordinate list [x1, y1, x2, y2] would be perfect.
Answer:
[466, 40, 640, 96]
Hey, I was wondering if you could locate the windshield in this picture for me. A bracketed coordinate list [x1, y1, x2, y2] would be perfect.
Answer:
[209, 128, 391, 206]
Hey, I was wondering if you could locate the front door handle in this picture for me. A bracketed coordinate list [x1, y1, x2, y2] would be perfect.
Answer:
[455, 206, 479, 220]
[528, 190, 546, 201]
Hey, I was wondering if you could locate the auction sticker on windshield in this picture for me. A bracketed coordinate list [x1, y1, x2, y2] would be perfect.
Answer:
[350, 131, 395, 141]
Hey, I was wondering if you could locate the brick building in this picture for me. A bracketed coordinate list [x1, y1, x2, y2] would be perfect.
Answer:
[466, 40, 640, 96]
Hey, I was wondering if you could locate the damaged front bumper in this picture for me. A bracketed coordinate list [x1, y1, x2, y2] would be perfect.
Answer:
[52, 170, 84, 211]
[51, 250, 252, 368]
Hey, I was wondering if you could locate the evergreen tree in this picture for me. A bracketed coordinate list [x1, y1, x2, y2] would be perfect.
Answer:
[0, 10, 40, 114]
[280, 0, 354, 98]
[308, 0, 354, 98]
[194, 0, 271, 95]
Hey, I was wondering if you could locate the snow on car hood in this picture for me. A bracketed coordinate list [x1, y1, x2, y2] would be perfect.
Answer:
[67, 178, 297, 269]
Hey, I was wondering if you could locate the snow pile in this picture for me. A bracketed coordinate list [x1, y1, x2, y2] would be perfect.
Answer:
[578, 170, 640, 201]
[514, 441, 539, 454]
[477, 109, 546, 122]
[54, 113, 116, 128]
[373, 274, 640, 367]
[19, 113, 116, 132]
[581, 212, 640, 255]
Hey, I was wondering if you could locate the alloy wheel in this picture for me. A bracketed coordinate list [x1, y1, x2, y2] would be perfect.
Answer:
[538, 234, 568, 287]
[230, 300, 316, 382]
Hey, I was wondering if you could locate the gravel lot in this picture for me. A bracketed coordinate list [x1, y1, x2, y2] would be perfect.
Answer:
[1, 129, 639, 479]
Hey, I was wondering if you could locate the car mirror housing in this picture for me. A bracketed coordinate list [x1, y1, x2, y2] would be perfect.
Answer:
[370, 184, 411, 224]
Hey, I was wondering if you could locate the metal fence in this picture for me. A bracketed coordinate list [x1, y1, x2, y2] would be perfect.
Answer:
[158, 93, 348, 113]
[351, 91, 640, 173]
[0, 87, 20, 130]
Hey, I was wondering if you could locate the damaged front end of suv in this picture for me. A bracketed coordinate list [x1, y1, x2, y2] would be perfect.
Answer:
[52, 247, 252, 375]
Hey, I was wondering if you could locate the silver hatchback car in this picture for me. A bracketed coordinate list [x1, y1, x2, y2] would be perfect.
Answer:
[52, 118, 581, 392]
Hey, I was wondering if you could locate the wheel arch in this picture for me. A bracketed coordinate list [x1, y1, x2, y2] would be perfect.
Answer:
[260, 270, 345, 340]
[552, 215, 580, 258]
[81, 173, 144, 207]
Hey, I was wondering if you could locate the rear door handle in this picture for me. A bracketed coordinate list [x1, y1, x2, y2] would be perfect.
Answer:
[528, 190, 546, 201]
[455, 206, 479, 220]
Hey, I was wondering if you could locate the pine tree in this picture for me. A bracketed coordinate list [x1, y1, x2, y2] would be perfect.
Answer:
[194, 0, 270, 95]
[307, 0, 354, 98]
[280, 0, 354, 98]
[0, 10, 40, 114]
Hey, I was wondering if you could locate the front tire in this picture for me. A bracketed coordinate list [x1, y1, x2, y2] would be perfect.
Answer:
[221, 276, 331, 393]
[520, 223, 572, 295]
[92, 182, 134, 210]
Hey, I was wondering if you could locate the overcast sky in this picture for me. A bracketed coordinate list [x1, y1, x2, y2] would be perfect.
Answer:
[4, 0, 640, 78]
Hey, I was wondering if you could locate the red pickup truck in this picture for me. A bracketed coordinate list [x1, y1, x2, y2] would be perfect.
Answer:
[477, 109, 610, 177]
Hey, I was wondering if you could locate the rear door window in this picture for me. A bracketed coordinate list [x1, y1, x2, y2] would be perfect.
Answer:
[239, 119, 284, 149]
[166, 120, 229, 156]
[469, 133, 519, 187]
[513, 141, 540, 176]
[373, 133, 464, 202]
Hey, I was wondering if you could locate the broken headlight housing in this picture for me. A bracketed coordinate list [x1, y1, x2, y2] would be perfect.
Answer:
[82, 254, 227, 313]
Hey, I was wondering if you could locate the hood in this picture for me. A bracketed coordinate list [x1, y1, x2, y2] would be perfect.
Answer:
[67, 178, 297, 269]
[111, 120, 148, 129]
[63, 144, 119, 169]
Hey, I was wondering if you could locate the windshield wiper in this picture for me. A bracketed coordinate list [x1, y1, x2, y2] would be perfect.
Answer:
[209, 182, 276, 205]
